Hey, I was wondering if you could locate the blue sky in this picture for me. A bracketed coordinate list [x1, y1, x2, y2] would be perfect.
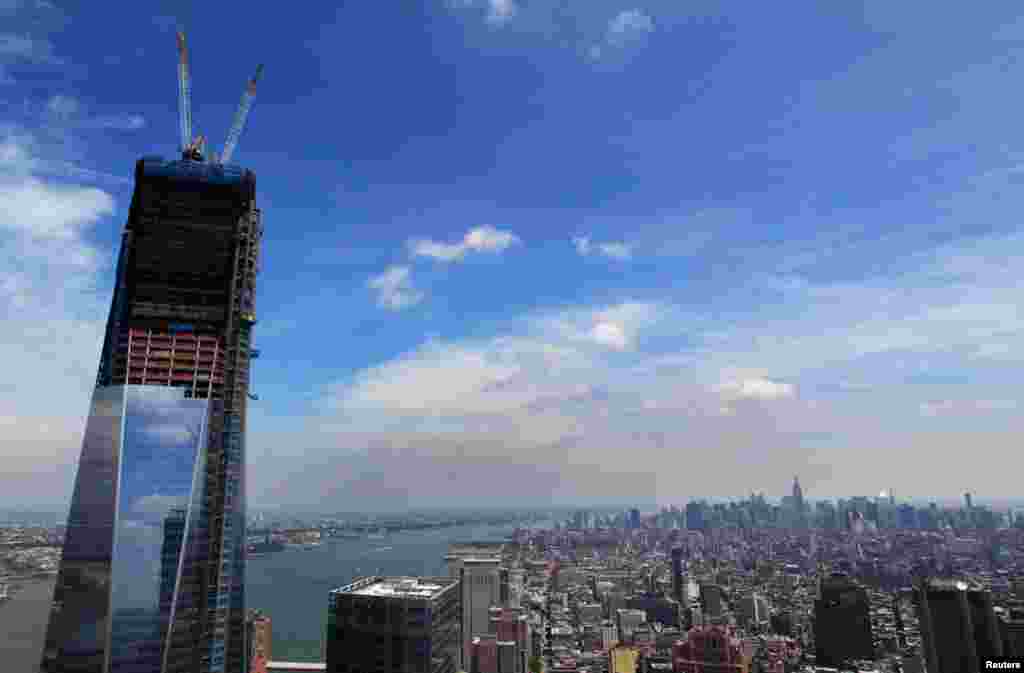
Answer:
[3, 0, 1024, 510]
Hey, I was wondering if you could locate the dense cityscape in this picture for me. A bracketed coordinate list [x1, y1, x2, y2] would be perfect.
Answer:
[5, 484, 1024, 672]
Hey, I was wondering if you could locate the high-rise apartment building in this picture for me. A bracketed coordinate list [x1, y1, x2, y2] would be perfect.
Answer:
[40, 157, 261, 673]
[326, 576, 461, 673]
[915, 579, 1003, 673]
[814, 574, 873, 667]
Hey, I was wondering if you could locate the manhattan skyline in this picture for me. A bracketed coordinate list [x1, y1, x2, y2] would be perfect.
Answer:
[3, 1, 1024, 510]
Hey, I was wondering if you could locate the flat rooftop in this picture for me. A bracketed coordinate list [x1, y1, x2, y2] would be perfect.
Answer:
[332, 576, 457, 600]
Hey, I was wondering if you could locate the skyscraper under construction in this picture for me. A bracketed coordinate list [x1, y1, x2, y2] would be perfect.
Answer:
[40, 32, 263, 673]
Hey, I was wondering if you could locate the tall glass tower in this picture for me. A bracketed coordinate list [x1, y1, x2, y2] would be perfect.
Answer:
[41, 156, 262, 673]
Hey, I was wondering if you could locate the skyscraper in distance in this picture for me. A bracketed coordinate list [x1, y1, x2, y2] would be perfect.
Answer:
[40, 155, 262, 673]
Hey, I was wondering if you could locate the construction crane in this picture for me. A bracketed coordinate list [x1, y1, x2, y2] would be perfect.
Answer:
[220, 64, 264, 165]
[175, 31, 196, 159]
[174, 30, 264, 164]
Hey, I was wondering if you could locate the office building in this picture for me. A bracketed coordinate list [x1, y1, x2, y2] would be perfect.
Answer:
[915, 579, 1003, 673]
[999, 606, 1024, 656]
[499, 568, 525, 610]
[736, 594, 769, 630]
[577, 603, 603, 624]
[447, 555, 502, 667]
[608, 645, 640, 673]
[326, 576, 460, 673]
[672, 626, 750, 673]
[475, 607, 531, 673]
[814, 574, 873, 667]
[40, 156, 261, 673]
[616, 609, 646, 642]
[671, 548, 685, 611]
[699, 584, 725, 619]
[626, 593, 680, 629]
[600, 622, 619, 650]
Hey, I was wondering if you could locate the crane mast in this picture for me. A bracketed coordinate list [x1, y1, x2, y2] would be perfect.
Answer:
[220, 64, 264, 165]
[173, 31, 263, 163]
[175, 31, 193, 156]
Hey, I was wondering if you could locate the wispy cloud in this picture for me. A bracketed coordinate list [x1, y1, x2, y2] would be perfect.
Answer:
[367, 265, 423, 310]
[486, 0, 517, 25]
[1, 126, 130, 184]
[0, 33, 57, 63]
[572, 235, 632, 260]
[409, 225, 520, 262]
[44, 94, 146, 132]
[449, 0, 518, 26]
[45, 94, 77, 120]
[919, 399, 1017, 418]
[715, 378, 795, 402]
[589, 8, 654, 61]
[607, 9, 654, 46]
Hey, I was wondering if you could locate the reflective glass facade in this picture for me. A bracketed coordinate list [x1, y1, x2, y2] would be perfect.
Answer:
[44, 157, 260, 673]
[42, 386, 211, 673]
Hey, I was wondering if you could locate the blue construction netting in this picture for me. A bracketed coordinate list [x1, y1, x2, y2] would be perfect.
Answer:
[140, 156, 248, 185]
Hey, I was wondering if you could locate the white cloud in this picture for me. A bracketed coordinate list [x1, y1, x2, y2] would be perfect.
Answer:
[608, 9, 654, 44]
[486, 0, 517, 25]
[590, 322, 628, 350]
[598, 241, 632, 260]
[143, 423, 197, 446]
[46, 94, 78, 120]
[367, 265, 423, 310]
[588, 9, 654, 61]
[131, 494, 190, 516]
[43, 95, 146, 132]
[572, 235, 633, 260]
[0, 177, 114, 240]
[0, 0, 57, 12]
[451, 0, 517, 26]
[715, 378, 796, 402]
[409, 225, 520, 262]
[0, 33, 56, 62]
[82, 114, 146, 131]
[549, 301, 658, 352]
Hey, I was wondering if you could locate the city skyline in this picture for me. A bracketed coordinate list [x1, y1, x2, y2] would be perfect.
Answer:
[4, 1, 1024, 511]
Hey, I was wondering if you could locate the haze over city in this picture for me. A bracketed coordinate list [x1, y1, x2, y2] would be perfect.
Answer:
[4, 1, 1024, 511]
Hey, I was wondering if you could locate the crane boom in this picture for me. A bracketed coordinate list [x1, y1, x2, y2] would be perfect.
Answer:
[175, 31, 193, 154]
[219, 64, 264, 165]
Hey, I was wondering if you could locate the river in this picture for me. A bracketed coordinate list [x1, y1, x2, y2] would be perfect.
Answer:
[247, 520, 534, 662]
[0, 520, 541, 669]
